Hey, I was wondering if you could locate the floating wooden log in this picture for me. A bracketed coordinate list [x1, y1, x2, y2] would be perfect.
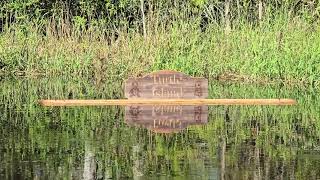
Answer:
[39, 99, 296, 106]
[39, 70, 297, 107]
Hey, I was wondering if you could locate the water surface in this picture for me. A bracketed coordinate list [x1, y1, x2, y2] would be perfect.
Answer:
[1, 78, 319, 179]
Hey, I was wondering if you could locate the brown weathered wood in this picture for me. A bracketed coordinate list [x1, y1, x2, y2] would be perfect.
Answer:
[124, 70, 208, 99]
[39, 98, 297, 106]
[125, 105, 208, 133]
[39, 70, 297, 107]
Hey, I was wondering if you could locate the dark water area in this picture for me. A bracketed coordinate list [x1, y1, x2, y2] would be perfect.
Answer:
[1, 78, 320, 179]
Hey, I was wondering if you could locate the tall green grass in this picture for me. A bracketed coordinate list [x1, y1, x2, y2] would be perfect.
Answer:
[0, 15, 319, 86]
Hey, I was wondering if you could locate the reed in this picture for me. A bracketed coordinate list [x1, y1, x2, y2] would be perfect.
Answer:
[0, 10, 319, 86]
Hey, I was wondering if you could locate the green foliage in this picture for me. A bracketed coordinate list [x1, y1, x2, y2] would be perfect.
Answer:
[0, 0, 319, 85]
[0, 0, 319, 29]
[73, 15, 86, 31]
[191, 0, 208, 7]
[0, 17, 319, 85]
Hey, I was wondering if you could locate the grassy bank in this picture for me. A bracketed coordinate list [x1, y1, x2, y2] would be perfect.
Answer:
[0, 17, 319, 86]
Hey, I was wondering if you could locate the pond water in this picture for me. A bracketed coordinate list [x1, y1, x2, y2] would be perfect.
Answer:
[0, 77, 319, 179]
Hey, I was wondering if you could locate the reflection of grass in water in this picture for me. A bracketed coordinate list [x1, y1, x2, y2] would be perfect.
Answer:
[0, 78, 320, 178]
